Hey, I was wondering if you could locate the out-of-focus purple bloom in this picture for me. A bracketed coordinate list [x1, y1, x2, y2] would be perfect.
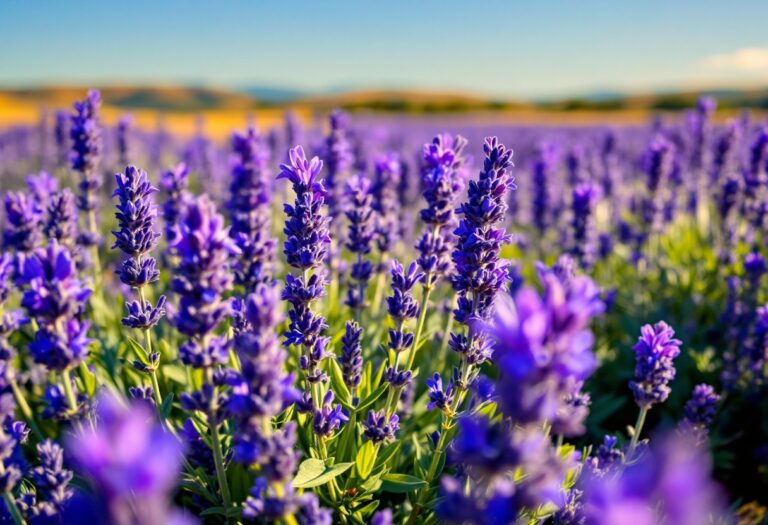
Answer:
[171, 195, 238, 350]
[580, 433, 728, 525]
[160, 162, 190, 247]
[70, 90, 103, 248]
[54, 110, 70, 168]
[115, 115, 133, 166]
[26, 171, 58, 211]
[362, 409, 399, 443]
[20, 241, 91, 328]
[641, 134, 675, 236]
[227, 127, 276, 290]
[488, 272, 604, 431]
[3, 191, 42, 253]
[45, 189, 78, 248]
[322, 110, 353, 219]
[344, 174, 375, 310]
[68, 392, 188, 525]
[28, 439, 74, 517]
[532, 141, 559, 235]
[629, 321, 682, 408]
[680, 383, 720, 442]
[570, 182, 602, 269]
[29, 318, 91, 371]
[372, 153, 402, 254]
[371, 508, 393, 525]
[416, 133, 467, 285]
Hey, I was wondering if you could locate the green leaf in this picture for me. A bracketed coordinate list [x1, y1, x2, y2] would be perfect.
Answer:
[356, 383, 388, 414]
[328, 359, 353, 409]
[380, 473, 427, 493]
[160, 392, 175, 419]
[374, 440, 401, 470]
[355, 440, 377, 480]
[200, 506, 227, 517]
[162, 364, 187, 384]
[292, 459, 354, 489]
[125, 336, 147, 361]
[336, 411, 357, 463]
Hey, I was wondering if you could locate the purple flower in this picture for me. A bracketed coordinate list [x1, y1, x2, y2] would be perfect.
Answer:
[322, 110, 354, 219]
[641, 135, 675, 235]
[629, 321, 682, 408]
[112, 165, 161, 259]
[20, 241, 91, 327]
[3, 191, 42, 253]
[45, 189, 78, 248]
[29, 440, 74, 516]
[344, 174, 376, 310]
[160, 162, 190, 247]
[228, 127, 276, 290]
[570, 182, 602, 269]
[313, 391, 348, 437]
[451, 136, 515, 330]
[425, 372, 454, 412]
[532, 141, 559, 234]
[29, 318, 91, 371]
[362, 409, 399, 444]
[115, 115, 133, 166]
[70, 90, 103, 231]
[416, 133, 468, 285]
[68, 392, 187, 524]
[681, 384, 720, 441]
[122, 296, 167, 330]
[171, 195, 239, 346]
[489, 272, 604, 429]
[580, 434, 728, 525]
[279, 146, 332, 386]
[372, 153, 402, 254]
[338, 321, 363, 391]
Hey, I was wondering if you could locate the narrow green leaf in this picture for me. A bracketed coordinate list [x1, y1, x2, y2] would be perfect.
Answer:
[328, 358, 353, 409]
[355, 440, 378, 480]
[380, 473, 427, 493]
[292, 459, 354, 489]
[160, 392, 175, 419]
[356, 383, 388, 413]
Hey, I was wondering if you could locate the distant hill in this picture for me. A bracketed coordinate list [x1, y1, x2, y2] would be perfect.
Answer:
[1, 84, 767, 114]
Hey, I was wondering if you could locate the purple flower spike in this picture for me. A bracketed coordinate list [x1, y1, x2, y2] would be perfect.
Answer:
[629, 321, 682, 408]
[313, 391, 348, 437]
[362, 409, 399, 444]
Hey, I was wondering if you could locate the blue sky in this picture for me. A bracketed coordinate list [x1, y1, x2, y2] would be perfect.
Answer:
[2, 0, 768, 99]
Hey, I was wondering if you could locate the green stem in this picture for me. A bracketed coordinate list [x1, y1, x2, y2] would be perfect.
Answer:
[370, 252, 387, 316]
[628, 405, 649, 458]
[61, 369, 78, 415]
[2, 492, 25, 525]
[138, 288, 164, 408]
[9, 377, 43, 441]
[405, 281, 433, 371]
[86, 210, 102, 281]
[205, 370, 232, 522]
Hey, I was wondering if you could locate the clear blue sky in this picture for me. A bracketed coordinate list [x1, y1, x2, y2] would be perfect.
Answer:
[2, 0, 768, 99]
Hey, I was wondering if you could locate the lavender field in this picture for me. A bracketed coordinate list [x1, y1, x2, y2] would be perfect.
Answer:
[0, 89, 765, 525]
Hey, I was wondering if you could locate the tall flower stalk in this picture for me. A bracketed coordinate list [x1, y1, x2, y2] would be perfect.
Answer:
[69, 90, 103, 278]
[172, 195, 239, 516]
[409, 137, 514, 523]
[343, 174, 375, 320]
[111, 166, 166, 407]
[409, 133, 467, 369]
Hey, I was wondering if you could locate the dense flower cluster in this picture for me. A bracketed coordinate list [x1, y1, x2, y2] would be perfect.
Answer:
[227, 127, 276, 290]
[629, 321, 682, 408]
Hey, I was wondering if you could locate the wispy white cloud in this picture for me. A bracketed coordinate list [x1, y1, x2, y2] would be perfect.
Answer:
[702, 47, 768, 70]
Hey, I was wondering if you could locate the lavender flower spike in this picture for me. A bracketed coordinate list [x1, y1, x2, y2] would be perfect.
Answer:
[629, 321, 682, 409]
